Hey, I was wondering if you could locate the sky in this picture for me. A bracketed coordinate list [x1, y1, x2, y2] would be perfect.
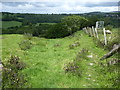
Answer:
[0, 0, 119, 14]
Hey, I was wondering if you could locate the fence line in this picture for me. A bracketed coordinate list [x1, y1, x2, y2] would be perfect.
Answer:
[83, 26, 108, 46]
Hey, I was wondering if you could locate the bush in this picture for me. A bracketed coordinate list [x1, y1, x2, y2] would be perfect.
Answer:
[105, 25, 113, 30]
[105, 36, 120, 50]
[92, 37, 105, 48]
[19, 40, 32, 50]
[63, 48, 89, 76]
[75, 48, 89, 60]
[69, 41, 80, 49]
[63, 62, 80, 76]
[23, 33, 33, 40]
[2, 55, 28, 88]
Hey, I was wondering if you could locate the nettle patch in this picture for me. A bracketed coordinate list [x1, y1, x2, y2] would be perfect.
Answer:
[2, 55, 30, 88]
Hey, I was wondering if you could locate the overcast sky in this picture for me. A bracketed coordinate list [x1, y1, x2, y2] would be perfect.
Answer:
[0, 0, 119, 14]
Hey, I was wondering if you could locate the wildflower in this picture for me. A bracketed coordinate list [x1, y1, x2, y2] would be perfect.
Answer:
[89, 63, 93, 66]
[88, 74, 91, 77]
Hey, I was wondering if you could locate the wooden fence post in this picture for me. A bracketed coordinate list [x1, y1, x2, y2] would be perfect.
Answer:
[86, 27, 89, 34]
[95, 28, 99, 39]
[103, 28, 107, 45]
[89, 28, 92, 37]
[92, 26, 95, 37]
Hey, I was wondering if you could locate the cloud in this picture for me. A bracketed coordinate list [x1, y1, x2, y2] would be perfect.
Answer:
[1, 0, 119, 2]
[1, 0, 119, 14]
[85, 2, 118, 7]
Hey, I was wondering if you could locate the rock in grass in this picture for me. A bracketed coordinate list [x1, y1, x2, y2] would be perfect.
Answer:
[87, 55, 93, 58]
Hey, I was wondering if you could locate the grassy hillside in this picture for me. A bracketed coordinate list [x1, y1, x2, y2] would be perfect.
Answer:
[1, 30, 119, 88]
[2, 21, 22, 28]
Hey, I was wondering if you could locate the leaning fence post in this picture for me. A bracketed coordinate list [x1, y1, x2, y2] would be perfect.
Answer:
[103, 28, 107, 45]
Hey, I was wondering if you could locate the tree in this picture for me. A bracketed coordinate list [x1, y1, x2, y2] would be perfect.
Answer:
[61, 15, 88, 34]
[45, 23, 69, 38]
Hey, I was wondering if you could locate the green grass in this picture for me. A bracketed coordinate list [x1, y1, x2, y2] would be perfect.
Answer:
[1, 29, 119, 88]
[97, 28, 118, 43]
[2, 21, 22, 28]
[36, 23, 56, 26]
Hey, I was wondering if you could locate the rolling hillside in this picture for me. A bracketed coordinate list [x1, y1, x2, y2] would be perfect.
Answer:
[1, 30, 119, 88]
[2, 21, 22, 28]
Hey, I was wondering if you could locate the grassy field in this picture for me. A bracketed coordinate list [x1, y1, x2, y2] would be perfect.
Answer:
[1, 29, 119, 88]
[36, 23, 56, 26]
[2, 21, 22, 29]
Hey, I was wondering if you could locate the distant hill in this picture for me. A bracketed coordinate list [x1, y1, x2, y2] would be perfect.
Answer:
[1, 11, 119, 27]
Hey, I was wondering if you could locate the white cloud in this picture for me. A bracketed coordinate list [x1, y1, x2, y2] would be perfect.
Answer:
[1, 0, 119, 14]
[17, 4, 34, 9]
[1, 0, 119, 2]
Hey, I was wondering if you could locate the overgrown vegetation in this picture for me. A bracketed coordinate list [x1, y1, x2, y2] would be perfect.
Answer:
[1, 11, 119, 88]
[2, 12, 119, 38]
[2, 55, 29, 88]
[64, 48, 89, 76]
[2, 12, 119, 28]
[18, 33, 33, 50]
[69, 41, 80, 49]
[1, 29, 119, 88]
[19, 40, 33, 50]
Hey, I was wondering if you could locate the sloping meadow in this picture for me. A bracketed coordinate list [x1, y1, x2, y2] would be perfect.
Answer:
[1, 30, 119, 88]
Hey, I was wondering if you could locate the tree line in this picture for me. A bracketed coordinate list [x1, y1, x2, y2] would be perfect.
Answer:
[2, 12, 119, 27]
[2, 12, 119, 38]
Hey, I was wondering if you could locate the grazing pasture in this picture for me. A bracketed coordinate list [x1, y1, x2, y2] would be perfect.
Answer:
[1, 29, 119, 88]
[2, 21, 22, 28]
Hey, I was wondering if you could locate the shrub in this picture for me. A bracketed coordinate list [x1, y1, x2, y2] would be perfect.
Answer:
[92, 37, 105, 48]
[69, 41, 80, 49]
[63, 62, 80, 76]
[23, 33, 33, 40]
[63, 48, 89, 76]
[75, 48, 89, 60]
[2, 55, 28, 88]
[105, 36, 120, 50]
[19, 40, 32, 50]
[105, 25, 113, 31]
[54, 43, 61, 47]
